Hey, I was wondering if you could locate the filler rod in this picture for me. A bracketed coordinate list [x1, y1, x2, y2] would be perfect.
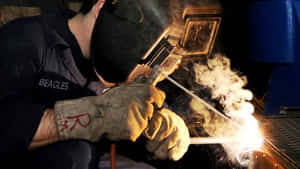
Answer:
[190, 137, 232, 145]
[161, 72, 234, 124]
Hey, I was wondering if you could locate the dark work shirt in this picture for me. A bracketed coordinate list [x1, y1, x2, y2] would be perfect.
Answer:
[53, 11, 98, 81]
[0, 11, 106, 157]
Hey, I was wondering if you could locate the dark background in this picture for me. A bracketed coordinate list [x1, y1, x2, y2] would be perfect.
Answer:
[218, 0, 273, 99]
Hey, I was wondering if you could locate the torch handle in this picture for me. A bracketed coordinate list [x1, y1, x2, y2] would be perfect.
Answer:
[146, 65, 162, 86]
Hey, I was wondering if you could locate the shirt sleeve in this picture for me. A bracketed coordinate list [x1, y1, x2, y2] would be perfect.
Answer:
[0, 17, 47, 155]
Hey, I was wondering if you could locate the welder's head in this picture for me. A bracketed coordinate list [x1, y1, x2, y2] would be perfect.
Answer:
[81, 0, 171, 83]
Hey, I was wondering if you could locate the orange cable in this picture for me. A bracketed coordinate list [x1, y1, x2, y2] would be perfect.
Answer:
[110, 144, 117, 169]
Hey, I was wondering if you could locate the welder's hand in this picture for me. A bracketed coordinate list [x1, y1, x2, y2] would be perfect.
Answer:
[144, 108, 190, 161]
[54, 81, 165, 142]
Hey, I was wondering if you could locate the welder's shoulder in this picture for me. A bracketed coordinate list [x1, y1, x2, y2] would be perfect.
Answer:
[0, 15, 47, 49]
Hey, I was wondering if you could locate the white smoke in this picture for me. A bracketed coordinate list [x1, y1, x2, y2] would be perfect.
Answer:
[190, 54, 263, 167]
[193, 53, 254, 117]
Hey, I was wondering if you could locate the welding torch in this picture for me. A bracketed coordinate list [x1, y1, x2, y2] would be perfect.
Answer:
[144, 63, 244, 146]
[130, 29, 238, 146]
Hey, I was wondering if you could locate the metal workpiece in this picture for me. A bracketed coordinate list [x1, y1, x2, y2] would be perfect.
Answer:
[257, 115, 300, 169]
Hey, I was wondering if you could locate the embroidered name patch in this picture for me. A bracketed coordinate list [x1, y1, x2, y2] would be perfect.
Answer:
[39, 78, 69, 90]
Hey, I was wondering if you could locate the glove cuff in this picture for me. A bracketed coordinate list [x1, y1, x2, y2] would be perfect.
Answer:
[54, 97, 105, 141]
[54, 101, 67, 140]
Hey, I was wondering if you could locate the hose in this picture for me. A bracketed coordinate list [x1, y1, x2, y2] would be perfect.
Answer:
[110, 144, 117, 169]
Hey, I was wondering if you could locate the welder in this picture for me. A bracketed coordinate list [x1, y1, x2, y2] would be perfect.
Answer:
[0, 0, 190, 169]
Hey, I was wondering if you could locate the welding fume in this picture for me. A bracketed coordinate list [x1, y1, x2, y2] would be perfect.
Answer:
[130, 18, 264, 168]
[140, 46, 263, 168]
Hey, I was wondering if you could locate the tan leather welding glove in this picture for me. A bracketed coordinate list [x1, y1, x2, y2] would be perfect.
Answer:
[144, 108, 190, 161]
[54, 81, 165, 142]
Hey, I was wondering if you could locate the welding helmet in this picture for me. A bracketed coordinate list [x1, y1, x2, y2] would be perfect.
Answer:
[90, 0, 170, 83]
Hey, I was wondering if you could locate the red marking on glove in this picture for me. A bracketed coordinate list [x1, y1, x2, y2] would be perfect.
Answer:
[65, 113, 92, 131]
[60, 120, 69, 132]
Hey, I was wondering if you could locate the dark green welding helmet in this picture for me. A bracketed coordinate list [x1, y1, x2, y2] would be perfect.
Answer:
[90, 0, 171, 83]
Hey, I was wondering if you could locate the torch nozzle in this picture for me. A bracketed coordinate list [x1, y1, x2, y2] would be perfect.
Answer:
[146, 65, 162, 86]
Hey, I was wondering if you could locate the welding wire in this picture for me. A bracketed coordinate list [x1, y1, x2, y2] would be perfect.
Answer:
[161, 72, 233, 122]
[190, 137, 232, 145]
